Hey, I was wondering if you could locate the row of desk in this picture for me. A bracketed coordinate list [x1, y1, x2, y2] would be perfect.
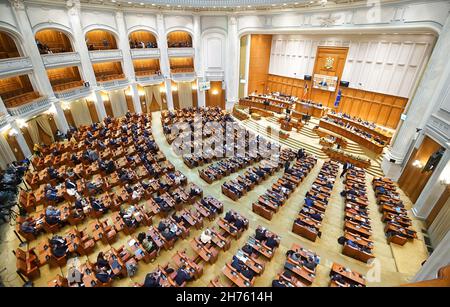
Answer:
[319, 119, 384, 154]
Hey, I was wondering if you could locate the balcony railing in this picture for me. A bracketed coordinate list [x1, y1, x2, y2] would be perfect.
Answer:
[167, 47, 195, 57]
[0, 113, 9, 129]
[89, 49, 123, 62]
[41, 52, 81, 68]
[54, 85, 91, 101]
[97, 78, 129, 90]
[171, 70, 196, 82]
[135, 74, 164, 85]
[7, 96, 51, 117]
[130, 48, 161, 59]
[0, 57, 33, 78]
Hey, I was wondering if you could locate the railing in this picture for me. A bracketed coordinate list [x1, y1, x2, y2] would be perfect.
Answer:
[7, 96, 51, 117]
[167, 47, 195, 57]
[205, 69, 225, 81]
[89, 49, 123, 62]
[0, 57, 33, 78]
[0, 113, 9, 129]
[97, 78, 129, 90]
[135, 74, 164, 85]
[41, 52, 81, 68]
[130, 48, 161, 59]
[54, 85, 91, 100]
[171, 71, 196, 82]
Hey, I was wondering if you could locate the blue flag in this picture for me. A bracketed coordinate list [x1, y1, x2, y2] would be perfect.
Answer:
[334, 89, 342, 107]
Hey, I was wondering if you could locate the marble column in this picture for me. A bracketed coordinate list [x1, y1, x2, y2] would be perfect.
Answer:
[382, 16, 450, 179]
[243, 34, 251, 97]
[115, 11, 141, 113]
[10, 121, 32, 158]
[130, 83, 142, 113]
[66, 0, 98, 87]
[225, 16, 239, 111]
[156, 14, 173, 110]
[412, 150, 450, 219]
[413, 231, 450, 282]
[52, 102, 70, 133]
[193, 15, 205, 108]
[93, 91, 107, 121]
[10, 0, 56, 97]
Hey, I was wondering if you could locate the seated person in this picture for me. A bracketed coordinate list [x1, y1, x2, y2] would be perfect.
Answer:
[174, 265, 192, 286]
[90, 197, 107, 213]
[45, 184, 59, 202]
[45, 205, 61, 225]
[200, 229, 212, 244]
[50, 235, 68, 258]
[95, 267, 112, 284]
[265, 235, 279, 249]
[137, 232, 157, 253]
[143, 271, 161, 287]
[20, 220, 39, 236]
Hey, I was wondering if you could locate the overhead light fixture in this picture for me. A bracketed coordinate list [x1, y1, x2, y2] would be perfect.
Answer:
[212, 89, 219, 95]
[16, 118, 28, 128]
[412, 160, 423, 168]
[8, 128, 18, 137]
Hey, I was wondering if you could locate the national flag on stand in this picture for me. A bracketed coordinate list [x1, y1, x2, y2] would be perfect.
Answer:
[302, 82, 308, 100]
[334, 89, 342, 108]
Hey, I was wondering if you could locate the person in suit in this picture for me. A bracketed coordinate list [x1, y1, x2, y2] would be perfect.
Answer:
[143, 271, 161, 287]
[255, 228, 267, 241]
[174, 266, 192, 286]
[265, 236, 279, 249]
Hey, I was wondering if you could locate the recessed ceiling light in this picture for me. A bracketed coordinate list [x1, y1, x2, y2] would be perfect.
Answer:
[151, 3, 155, 5]
[177, 5, 181, 7]
[166, 4, 170, 7]
[111, 0, 116, 3]
[283, 3, 287, 6]
[127, 1, 131, 4]
[140, 2, 144, 5]
[247, 5, 251, 8]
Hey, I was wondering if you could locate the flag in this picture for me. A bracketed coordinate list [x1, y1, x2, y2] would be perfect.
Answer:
[302, 83, 308, 100]
[334, 89, 342, 107]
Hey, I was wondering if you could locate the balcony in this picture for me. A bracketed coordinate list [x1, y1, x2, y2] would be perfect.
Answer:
[0, 57, 33, 78]
[41, 52, 81, 69]
[130, 48, 160, 59]
[54, 83, 91, 101]
[171, 69, 196, 82]
[97, 77, 129, 91]
[7, 96, 51, 117]
[89, 49, 123, 63]
[135, 73, 164, 85]
[167, 47, 194, 58]
[0, 113, 10, 129]
[205, 69, 225, 81]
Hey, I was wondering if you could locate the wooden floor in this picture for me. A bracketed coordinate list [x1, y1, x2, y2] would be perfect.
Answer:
[0, 111, 429, 287]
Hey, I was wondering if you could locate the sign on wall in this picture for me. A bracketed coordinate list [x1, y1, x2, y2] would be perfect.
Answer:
[199, 81, 211, 91]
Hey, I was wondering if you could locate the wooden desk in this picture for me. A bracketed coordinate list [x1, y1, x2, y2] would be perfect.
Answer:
[319, 120, 384, 154]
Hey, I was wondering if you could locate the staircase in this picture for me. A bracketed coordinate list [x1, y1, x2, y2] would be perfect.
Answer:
[236, 116, 328, 159]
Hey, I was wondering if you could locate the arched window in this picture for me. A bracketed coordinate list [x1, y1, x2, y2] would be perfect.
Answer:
[167, 31, 192, 48]
[85, 30, 118, 50]
[129, 30, 157, 49]
[35, 29, 73, 54]
[0, 31, 20, 59]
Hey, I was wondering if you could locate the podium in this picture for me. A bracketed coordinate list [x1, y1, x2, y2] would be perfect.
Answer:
[280, 120, 293, 131]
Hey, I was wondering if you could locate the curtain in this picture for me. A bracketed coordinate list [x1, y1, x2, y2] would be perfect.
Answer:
[71, 99, 92, 127]
[178, 82, 193, 109]
[109, 90, 128, 118]
[144, 86, 154, 113]
[35, 115, 54, 142]
[27, 119, 41, 145]
[153, 84, 163, 108]
[429, 197, 450, 248]
[0, 134, 15, 169]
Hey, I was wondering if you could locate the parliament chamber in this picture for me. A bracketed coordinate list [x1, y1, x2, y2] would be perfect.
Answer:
[0, 0, 449, 290]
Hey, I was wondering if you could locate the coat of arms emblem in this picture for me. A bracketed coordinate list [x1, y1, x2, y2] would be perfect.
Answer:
[324, 57, 335, 70]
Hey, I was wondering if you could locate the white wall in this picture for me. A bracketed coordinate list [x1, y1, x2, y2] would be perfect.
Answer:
[268, 33, 436, 98]
[124, 13, 157, 35]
